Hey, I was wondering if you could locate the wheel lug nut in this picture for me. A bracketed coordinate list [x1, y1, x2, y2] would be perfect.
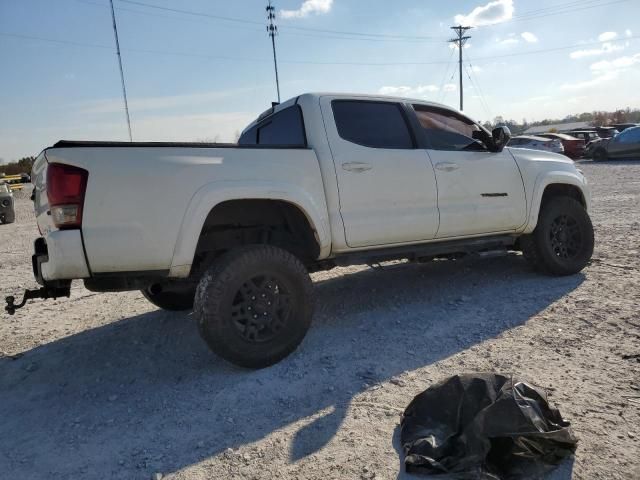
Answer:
[263, 312, 267, 316]
[253, 314, 258, 319]
[261, 294, 266, 298]
[251, 296, 256, 300]
[248, 306, 252, 310]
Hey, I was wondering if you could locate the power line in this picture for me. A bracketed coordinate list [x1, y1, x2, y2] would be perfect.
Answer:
[440, 69, 457, 104]
[478, 0, 632, 26]
[77, 0, 447, 44]
[116, 0, 443, 41]
[464, 62, 492, 121]
[2, 31, 637, 67]
[118, 0, 264, 26]
[436, 47, 457, 102]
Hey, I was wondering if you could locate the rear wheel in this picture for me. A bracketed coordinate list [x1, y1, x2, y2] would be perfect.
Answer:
[141, 283, 196, 311]
[521, 197, 594, 276]
[592, 147, 607, 162]
[194, 245, 314, 369]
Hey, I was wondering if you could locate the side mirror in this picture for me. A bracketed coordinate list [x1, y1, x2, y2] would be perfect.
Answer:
[492, 126, 511, 152]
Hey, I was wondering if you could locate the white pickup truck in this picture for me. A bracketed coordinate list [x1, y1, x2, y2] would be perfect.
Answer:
[6, 93, 594, 368]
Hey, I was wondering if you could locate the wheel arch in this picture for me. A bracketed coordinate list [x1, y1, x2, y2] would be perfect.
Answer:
[169, 182, 331, 277]
[522, 172, 590, 234]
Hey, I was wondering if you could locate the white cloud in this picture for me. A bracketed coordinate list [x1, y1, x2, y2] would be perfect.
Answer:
[454, 0, 514, 27]
[569, 42, 624, 59]
[626, 29, 633, 37]
[590, 53, 640, 71]
[471, 65, 482, 73]
[598, 31, 618, 42]
[281, 0, 332, 19]
[521, 32, 538, 43]
[378, 85, 439, 97]
[499, 37, 519, 45]
[560, 71, 619, 90]
[378, 83, 458, 98]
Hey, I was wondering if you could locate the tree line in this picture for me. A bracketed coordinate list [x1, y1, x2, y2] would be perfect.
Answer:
[483, 108, 640, 135]
[1, 107, 639, 168]
[0, 156, 36, 176]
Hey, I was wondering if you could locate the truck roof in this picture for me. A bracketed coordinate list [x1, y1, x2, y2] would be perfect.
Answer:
[242, 92, 458, 135]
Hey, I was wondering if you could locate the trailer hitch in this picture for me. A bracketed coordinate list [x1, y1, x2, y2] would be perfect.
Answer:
[5, 285, 71, 315]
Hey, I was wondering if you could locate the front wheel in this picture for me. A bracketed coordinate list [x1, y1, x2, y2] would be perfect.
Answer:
[521, 197, 594, 276]
[194, 245, 315, 369]
[592, 147, 608, 162]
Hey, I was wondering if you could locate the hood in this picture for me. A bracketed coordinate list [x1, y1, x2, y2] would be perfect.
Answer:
[507, 147, 582, 184]
[507, 146, 574, 166]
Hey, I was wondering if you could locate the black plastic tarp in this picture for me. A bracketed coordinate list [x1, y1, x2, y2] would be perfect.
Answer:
[400, 373, 577, 479]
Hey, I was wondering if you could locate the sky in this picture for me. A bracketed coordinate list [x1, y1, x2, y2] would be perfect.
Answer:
[1, 0, 639, 162]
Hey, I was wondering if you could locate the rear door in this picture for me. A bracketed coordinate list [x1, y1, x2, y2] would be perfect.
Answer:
[320, 97, 439, 248]
[411, 104, 527, 238]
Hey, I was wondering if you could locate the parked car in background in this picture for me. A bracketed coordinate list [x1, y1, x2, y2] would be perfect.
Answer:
[596, 126, 619, 138]
[567, 130, 599, 143]
[507, 135, 565, 154]
[612, 123, 639, 132]
[538, 133, 585, 159]
[0, 182, 16, 224]
[592, 126, 640, 161]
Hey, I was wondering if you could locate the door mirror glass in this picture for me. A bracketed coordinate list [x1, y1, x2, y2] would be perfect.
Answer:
[492, 126, 511, 151]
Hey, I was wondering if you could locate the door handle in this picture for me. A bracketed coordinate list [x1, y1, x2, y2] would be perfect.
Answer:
[435, 162, 460, 172]
[342, 162, 372, 173]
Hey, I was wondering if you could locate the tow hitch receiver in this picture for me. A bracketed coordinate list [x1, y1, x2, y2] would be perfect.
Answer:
[5, 284, 71, 315]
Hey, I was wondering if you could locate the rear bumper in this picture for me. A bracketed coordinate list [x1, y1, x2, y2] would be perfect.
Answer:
[33, 231, 90, 284]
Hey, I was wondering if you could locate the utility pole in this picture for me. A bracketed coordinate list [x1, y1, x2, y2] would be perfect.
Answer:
[266, 0, 281, 103]
[449, 26, 472, 111]
[109, 0, 132, 141]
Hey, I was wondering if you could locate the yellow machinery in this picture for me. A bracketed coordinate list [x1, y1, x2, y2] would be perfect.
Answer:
[2, 174, 27, 191]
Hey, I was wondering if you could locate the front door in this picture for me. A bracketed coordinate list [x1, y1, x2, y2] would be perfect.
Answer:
[411, 104, 527, 238]
[321, 97, 439, 248]
[607, 127, 640, 159]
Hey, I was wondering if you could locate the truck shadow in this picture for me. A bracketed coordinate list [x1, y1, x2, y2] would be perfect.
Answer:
[0, 255, 583, 479]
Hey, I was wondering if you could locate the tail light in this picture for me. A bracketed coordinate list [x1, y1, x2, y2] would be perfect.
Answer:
[46, 163, 89, 230]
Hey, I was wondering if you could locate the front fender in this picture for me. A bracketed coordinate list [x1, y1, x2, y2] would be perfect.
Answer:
[520, 171, 590, 234]
[169, 180, 331, 277]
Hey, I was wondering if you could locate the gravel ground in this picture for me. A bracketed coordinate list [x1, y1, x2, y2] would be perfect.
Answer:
[1, 160, 639, 480]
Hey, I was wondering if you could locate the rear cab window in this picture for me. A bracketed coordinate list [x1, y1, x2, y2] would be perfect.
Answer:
[331, 100, 415, 149]
[239, 105, 307, 147]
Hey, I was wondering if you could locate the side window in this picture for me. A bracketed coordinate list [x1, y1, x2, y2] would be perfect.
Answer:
[618, 128, 640, 143]
[331, 100, 414, 149]
[413, 105, 488, 152]
[238, 105, 306, 146]
[238, 125, 258, 145]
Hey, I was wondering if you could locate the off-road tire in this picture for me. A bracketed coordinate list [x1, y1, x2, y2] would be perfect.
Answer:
[521, 196, 594, 276]
[592, 147, 608, 162]
[141, 284, 196, 311]
[194, 245, 314, 369]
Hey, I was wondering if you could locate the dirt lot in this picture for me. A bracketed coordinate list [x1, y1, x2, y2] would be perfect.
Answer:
[1, 160, 639, 480]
